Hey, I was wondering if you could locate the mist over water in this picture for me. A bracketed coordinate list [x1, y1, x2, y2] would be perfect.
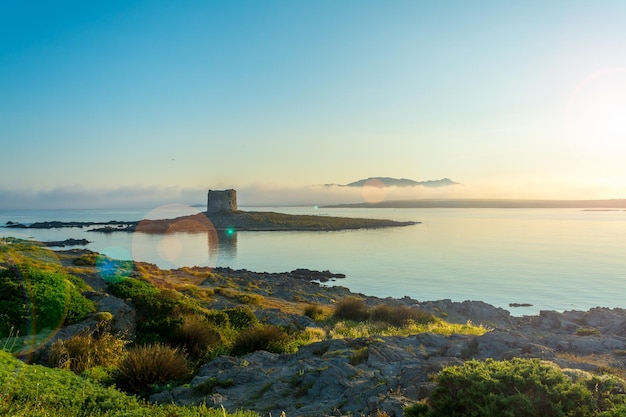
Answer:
[2, 206, 626, 316]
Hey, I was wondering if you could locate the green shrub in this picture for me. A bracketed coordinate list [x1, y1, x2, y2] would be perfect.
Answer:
[48, 330, 128, 374]
[333, 297, 369, 321]
[174, 315, 221, 361]
[205, 309, 228, 326]
[404, 402, 430, 417]
[231, 325, 291, 356]
[0, 265, 95, 336]
[224, 306, 259, 330]
[370, 304, 435, 327]
[115, 344, 190, 394]
[0, 350, 257, 416]
[108, 278, 159, 302]
[585, 374, 626, 412]
[419, 358, 609, 417]
[108, 278, 199, 344]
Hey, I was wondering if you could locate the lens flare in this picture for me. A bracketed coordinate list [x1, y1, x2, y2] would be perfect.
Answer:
[361, 178, 387, 203]
[132, 204, 220, 269]
[96, 246, 133, 283]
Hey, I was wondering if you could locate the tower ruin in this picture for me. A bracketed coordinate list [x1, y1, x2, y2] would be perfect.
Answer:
[207, 189, 237, 214]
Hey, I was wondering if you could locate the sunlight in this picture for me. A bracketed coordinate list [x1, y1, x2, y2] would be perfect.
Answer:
[563, 68, 626, 160]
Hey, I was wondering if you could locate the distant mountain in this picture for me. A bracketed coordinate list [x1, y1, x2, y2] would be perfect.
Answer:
[337, 177, 460, 188]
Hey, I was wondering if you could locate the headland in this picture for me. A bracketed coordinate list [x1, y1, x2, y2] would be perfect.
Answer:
[5, 209, 418, 233]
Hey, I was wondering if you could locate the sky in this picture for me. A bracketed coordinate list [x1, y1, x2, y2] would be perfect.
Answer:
[2, 0, 626, 209]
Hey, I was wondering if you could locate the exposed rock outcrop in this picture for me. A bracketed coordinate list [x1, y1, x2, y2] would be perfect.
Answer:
[152, 304, 626, 416]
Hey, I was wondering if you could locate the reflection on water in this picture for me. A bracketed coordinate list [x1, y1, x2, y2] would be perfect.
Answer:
[130, 230, 238, 270]
[217, 229, 238, 261]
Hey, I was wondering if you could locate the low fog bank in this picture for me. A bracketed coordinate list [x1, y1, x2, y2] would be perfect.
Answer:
[0, 183, 466, 210]
[1, 181, 623, 210]
[0, 186, 203, 210]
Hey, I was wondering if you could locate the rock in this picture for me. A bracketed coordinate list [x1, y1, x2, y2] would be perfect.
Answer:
[41, 238, 90, 247]
[254, 308, 316, 330]
[419, 299, 512, 328]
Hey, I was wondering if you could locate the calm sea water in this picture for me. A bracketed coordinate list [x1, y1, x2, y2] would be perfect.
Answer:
[2, 205, 626, 316]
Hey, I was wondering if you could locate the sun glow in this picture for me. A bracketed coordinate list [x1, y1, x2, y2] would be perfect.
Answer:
[564, 68, 626, 160]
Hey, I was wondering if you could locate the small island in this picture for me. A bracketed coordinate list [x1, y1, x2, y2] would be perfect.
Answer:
[5, 189, 419, 233]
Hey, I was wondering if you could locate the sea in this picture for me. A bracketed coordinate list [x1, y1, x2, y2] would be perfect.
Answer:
[2, 205, 626, 316]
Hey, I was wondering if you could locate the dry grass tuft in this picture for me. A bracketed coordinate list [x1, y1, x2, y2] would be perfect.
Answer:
[333, 297, 369, 321]
[115, 343, 190, 393]
[48, 330, 128, 374]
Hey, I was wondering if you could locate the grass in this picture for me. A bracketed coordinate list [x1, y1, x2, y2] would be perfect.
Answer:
[0, 238, 496, 416]
[231, 325, 293, 356]
[115, 343, 191, 394]
[0, 351, 256, 417]
[329, 318, 488, 339]
[48, 330, 128, 374]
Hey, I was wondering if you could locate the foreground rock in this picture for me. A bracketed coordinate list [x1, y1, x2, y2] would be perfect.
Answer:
[28, 247, 626, 417]
[150, 294, 626, 416]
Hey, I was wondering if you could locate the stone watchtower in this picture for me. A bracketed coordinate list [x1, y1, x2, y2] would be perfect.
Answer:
[207, 189, 237, 214]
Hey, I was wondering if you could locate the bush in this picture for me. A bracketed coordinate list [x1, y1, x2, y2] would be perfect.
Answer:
[333, 297, 369, 321]
[108, 278, 199, 344]
[108, 278, 159, 302]
[231, 325, 291, 356]
[48, 330, 128, 374]
[224, 306, 258, 330]
[0, 350, 257, 416]
[206, 309, 231, 327]
[404, 402, 431, 417]
[115, 344, 190, 394]
[0, 265, 95, 336]
[174, 315, 221, 361]
[304, 304, 329, 321]
[419, 358, 609, 417]
[370, 304, 435, 327]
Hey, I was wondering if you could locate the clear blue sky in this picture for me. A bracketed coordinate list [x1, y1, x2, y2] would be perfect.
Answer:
[2, 1, 626, 208]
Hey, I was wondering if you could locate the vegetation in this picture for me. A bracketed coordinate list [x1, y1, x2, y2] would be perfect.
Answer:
[303, 303, 331, 321]
[48, 329, 128, 374]
[115, 343, 190, 394]
[108, 277, 204, 345]
[0, 238, 493, 415]
[0, 351, 256, 417]
[370, 304, 436, 326]
[231, 325, 293, 356]
[408, 358, 626, 417]
[332, 297, 436, 326]
[333, 297, 370, 321]
[208, 209, 416, 231]
[0, 264, 95, 337]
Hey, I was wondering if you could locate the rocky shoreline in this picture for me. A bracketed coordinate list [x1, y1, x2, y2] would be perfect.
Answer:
[40, 247, 626, 417]
[149, 293, 626, 416]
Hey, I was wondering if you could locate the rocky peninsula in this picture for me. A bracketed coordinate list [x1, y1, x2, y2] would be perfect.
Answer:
[5, 210, 418, 234]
